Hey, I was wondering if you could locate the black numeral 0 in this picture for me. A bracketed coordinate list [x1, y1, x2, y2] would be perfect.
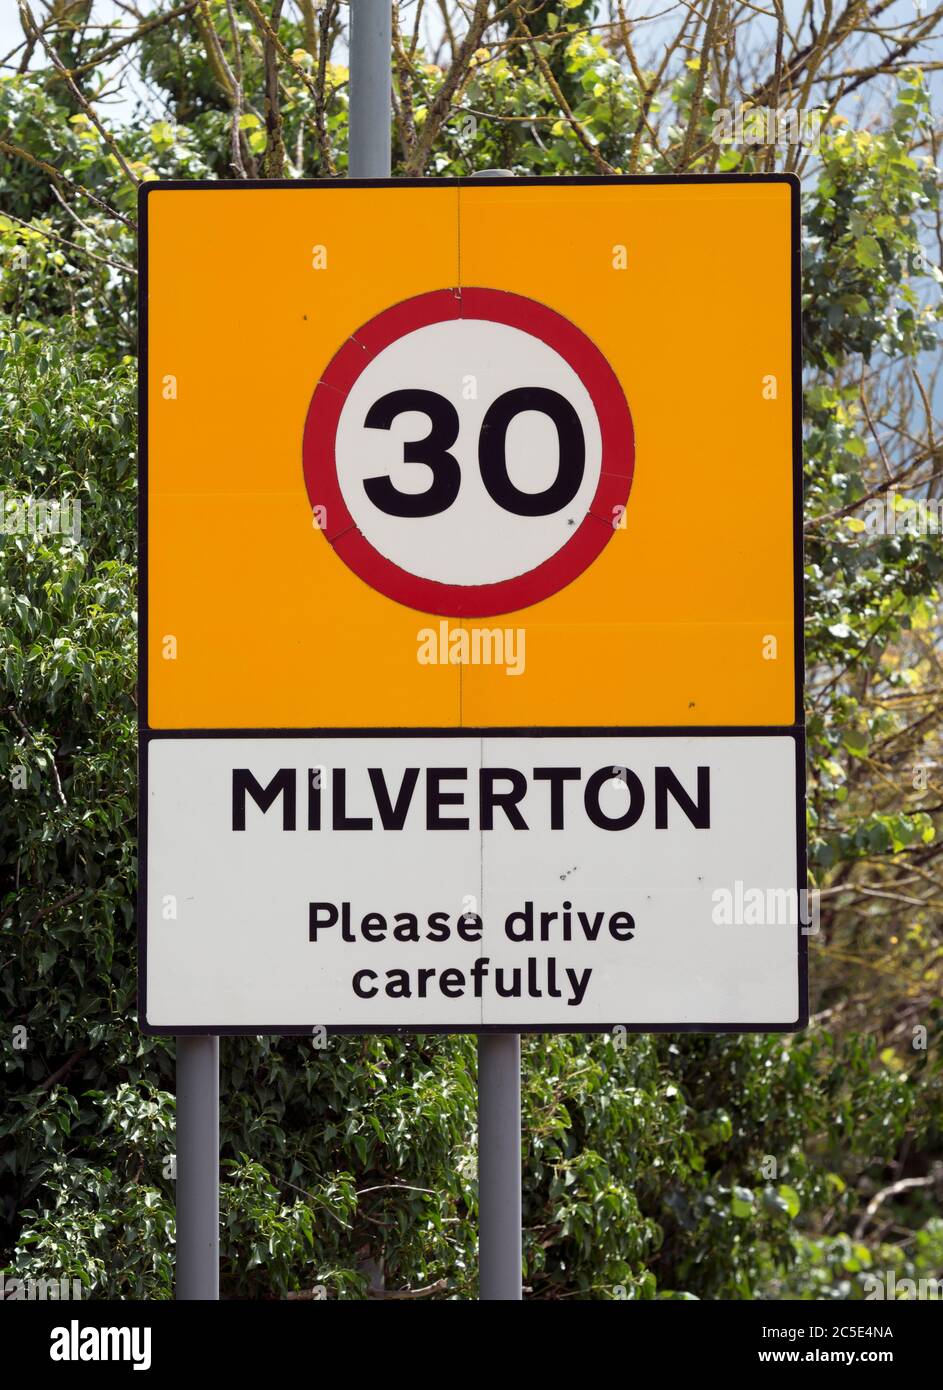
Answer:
[478, 387, 584, 517]
[362, 386, 585, 518]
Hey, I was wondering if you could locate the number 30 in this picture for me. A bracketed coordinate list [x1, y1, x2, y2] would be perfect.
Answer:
[362, 387, 586, 519]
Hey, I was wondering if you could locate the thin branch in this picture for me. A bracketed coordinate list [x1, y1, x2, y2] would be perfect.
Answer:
[0, 208, 136, 276]
[18, 1, 141, 188]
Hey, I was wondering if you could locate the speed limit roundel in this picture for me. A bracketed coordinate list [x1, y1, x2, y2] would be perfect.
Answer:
[303, 288, 634, 617]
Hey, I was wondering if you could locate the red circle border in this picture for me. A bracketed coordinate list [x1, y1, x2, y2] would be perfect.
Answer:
[302, 287, 634, 618]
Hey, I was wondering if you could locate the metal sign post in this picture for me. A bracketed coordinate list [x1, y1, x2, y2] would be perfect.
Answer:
[353, 0, 520, 1301]
[478, 1033, 522, 1300]
[349, 0, 392, 179]
[172, 0, 397, 1305]
[175, 1034, 219, 1300]
[349, 2, 522, 1300]
[468, 167, 523, 1302]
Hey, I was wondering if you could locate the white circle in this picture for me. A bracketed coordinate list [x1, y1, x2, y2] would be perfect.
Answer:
[334, 318, 603, 587]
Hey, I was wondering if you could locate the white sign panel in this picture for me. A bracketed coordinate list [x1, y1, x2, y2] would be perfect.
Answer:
[143, 733, 805, 1031]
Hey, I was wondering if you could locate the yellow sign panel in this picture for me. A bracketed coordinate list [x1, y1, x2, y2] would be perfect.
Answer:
[142, 178, 799, 732]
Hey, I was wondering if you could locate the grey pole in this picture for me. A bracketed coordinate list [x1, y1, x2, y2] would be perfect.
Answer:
[478, 1033, 522, 1300]
[349, 25, 524, 1303]
[173, 0, 387, 1308]
[349, 1, 392, 178]
[176, 1035, 219, 1300]
[470, 165, 522, 1304]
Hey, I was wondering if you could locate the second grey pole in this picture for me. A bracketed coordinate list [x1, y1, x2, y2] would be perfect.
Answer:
[478, 1033, 522, 1300]
[349, 1, 392, 179]
[348, 13, 524, 1305]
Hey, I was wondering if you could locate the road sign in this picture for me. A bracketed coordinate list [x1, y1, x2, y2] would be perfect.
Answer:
[139, 175, 806, 1034]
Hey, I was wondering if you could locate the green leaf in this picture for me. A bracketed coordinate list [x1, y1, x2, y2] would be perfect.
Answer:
[731, 1188, 755, 1219]
[854, 235, 882, 269]
[778, 1185, 801, 1219]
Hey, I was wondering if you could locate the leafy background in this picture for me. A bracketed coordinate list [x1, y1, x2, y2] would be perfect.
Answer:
[1, 0, 942, 1299]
